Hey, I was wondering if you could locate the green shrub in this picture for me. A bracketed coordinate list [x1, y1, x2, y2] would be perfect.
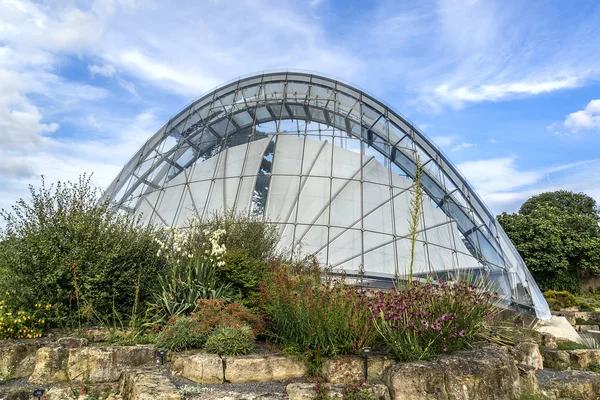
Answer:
[204, 325, 255, 356]
[155, 316, 209, 351]
[156, 299, 264, 352]
[370, 280, 498, 361]
[0, 175, 166, 328]
[191, 299, 264, 334]
[543, 290, 579, 311]
[190, 210, 279, 262]
[218, 249, 267, 303]
[260, 259, 376, 357]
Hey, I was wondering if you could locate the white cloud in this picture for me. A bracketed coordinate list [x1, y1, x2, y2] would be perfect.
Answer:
[457, 157, 543, 196]
[563, 99, 600, 133]
[431, 135, 458, 147]
[451, 142, 475, 152]
[359, 0, 600, 109]
[89, 64, 116, 77]
[434, 77, 583, 108]
[457, 157, 600, 213]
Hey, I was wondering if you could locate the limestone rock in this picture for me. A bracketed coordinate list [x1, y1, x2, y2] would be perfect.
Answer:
[171, 352, 224, 384]
[322, 356, 363, 384]
[383, 346, 520, 400]
[0, 386, 33, 400]
[44, 383, 118, 400]
[512, 342, 543, 370]
[576, 324, 600, 332]
[56, 337, 88, 348]
[537, 369, 600, 400]
[540, 333, 557, 349]
[0, 340, 45, 380]
[367, 355, 395, 383]
[516, 364, 540, 398]
[68, 346, 155, 383]
[120, 367, 179, 400]
[224, 355, 308, 383]
[568, 349, 600, 368]
[183, 390, 287, 400]
[541, 349, 571, 370]
[29, 347, 69, 384]
[286, 383, 390, 400]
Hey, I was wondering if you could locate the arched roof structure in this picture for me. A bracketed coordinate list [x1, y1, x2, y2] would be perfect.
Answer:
[104, 71, 550, 319]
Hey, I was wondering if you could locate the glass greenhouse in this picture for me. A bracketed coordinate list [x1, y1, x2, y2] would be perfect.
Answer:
[103, 71, 551, 320]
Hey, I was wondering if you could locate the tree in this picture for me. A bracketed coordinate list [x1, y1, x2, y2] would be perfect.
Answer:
[497, 191, 600, 294]
[519, 190, 600, 221]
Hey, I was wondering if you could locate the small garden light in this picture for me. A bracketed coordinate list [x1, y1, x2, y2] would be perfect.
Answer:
[361, 347, 372, 381]
[156, 349, 167, 366]
[33, 388, 45, 400]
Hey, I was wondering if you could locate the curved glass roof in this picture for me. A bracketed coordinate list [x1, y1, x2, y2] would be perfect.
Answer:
[103, 71, 551, 320]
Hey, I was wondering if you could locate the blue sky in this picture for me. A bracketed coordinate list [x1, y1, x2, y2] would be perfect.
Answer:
[1, 0, 599, 216]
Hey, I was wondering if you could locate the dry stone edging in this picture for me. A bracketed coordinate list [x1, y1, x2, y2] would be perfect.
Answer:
[320, 354, 395, 384]
[537, 369, 600, 400]
[286, 383, 390, 400]
[224, 355, 308, 384]
[383, 346, 522, 400]
[68, 345, 155, 383]
[27, 345, 155, 385]
[171, 352, 224, 384]
[0, 340, 46, 380]
[541, 347, 600, 370]
[120, 366, 180, 400]
[511, 341, 544, 370]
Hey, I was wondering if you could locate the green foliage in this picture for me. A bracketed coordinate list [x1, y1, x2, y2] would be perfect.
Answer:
[105, 329, 156, 346]
[556, 340, 588, 350]
[0, 175, 166, 328]
[147, 259, 234, 325]
[155, 299, 263, 352]
[587, 362, 600, 373]
[155, 316, 208, 352]
[543, 290, 579, 311]
[191, 299, 264, 334]
[259, 259, 377, 357]
[218, 249, 267, 303]
[498, 191, 600, 293]
[371, 280, 498, 361]
[0, 296, 48, 339]
[519, 190, 600, 221]
[204, 325, 255, 356]
[191, 210, 279, 262]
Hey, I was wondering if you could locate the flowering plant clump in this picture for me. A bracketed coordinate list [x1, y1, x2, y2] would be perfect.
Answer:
[0, 293, 49, 339]
[147, 219, 234, 324]
[259, 258, 376, 357]
[370, 280, 498, 361]
[154, 217, 227, 267]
